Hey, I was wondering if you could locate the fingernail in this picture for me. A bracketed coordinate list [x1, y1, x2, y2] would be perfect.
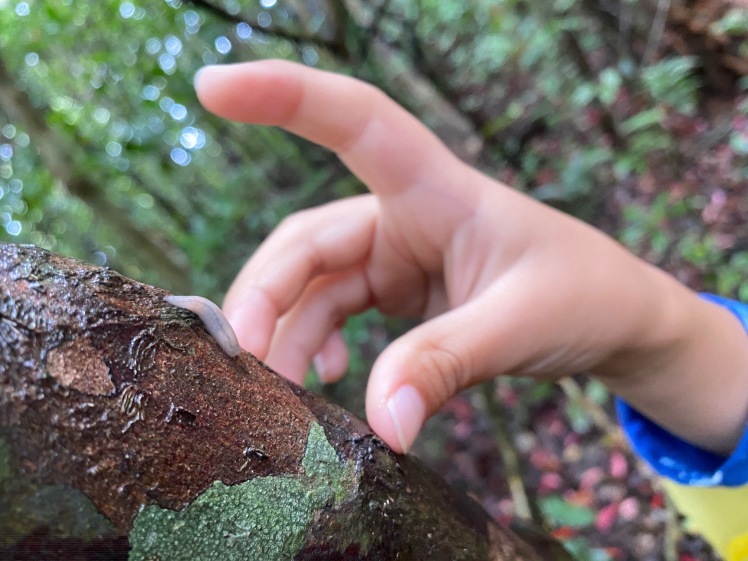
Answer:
[313, 353, 332, 384]
[386, 385, 425, 454]
[193, 65, 227, 87]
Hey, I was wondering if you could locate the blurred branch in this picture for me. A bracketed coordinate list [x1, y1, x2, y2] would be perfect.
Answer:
[0, 55, 190, 292]
[481, 381, 544, 526]
[185, 0, 348, 57]
[642, 0, 672, 65]
[562, 31, 625, 148]
[663, 489, 683, 561]
[578, 0, 636, 61]
[329, 0, 352, 58]
[188, 0, 488, 166]
[343, 0, 487, 164]
[557, 377, 619, 436]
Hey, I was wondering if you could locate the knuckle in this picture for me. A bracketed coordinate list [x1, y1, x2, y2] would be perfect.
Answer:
[277, 210, 313, 237]
[273, 211, 324, 274]
[332, 84, 385, 154]
[417, 339, 471, 403]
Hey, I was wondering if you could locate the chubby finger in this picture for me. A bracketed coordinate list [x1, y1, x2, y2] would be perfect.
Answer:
[364, 281, 566, 454]
[314, 329, 349, 384]
[223, 196, 377, 358]
[262, 268, 370, 384]
[194, 59, 465, 199]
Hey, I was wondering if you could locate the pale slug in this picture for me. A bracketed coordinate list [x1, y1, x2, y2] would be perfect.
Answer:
[164, 295, 242, 357]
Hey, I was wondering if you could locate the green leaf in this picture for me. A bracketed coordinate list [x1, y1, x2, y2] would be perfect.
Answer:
[540, 496, 596, 528]
[620, 108, 665, 134]
[598, 68, 621, 106]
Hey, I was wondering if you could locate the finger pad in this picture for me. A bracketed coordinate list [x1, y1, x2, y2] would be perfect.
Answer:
[194, 62, 303, 126]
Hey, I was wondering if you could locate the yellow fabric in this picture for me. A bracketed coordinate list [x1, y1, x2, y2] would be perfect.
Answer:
[729, 533, 748, 561]
[663, 480, 748, 559]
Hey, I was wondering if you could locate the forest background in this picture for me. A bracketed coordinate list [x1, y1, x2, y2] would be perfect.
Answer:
[1, 0, 747, 559]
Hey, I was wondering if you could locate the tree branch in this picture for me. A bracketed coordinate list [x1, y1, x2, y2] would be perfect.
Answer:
[0, 243, 572, 560]
[185, 0, 348, 56]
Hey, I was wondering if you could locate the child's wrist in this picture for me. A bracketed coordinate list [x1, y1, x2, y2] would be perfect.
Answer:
[595, 261, 695, 385]
[599, 268, 748, 455]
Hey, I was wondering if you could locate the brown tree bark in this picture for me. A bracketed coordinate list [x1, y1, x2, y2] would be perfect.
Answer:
[0, 243, 572, 561]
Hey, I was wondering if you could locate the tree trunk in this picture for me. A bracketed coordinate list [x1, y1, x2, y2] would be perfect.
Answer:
[0, 243, 572, 561]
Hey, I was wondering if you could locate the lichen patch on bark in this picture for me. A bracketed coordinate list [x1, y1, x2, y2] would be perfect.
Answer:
[128, 423, 356, 561]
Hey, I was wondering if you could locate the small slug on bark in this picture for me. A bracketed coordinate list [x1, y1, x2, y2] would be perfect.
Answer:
[164, 295, 242, 357]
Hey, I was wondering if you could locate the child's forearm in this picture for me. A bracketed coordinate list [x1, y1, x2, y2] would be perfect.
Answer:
[598, 267, 748, 456]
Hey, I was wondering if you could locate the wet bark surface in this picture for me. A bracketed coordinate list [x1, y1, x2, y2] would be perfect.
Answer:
[0, 243, 572, 561]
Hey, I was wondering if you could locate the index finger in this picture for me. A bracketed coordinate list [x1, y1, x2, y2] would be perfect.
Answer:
[193, 59, 464, 198]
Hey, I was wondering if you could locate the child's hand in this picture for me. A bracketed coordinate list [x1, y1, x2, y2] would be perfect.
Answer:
[195, 60, 748, 455]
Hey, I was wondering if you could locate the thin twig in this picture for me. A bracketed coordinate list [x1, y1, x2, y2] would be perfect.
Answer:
[185, 0, 346, 55]
[480, 381, 541, 525]
[642, 0, 671, 66]
[557, 377, 620, 436]
[663, 485, 683, 561]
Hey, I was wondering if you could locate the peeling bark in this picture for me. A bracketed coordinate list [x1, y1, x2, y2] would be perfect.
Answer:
[0, 243, 572, 561]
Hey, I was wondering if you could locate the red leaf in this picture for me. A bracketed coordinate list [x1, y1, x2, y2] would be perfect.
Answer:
[595, 502, 619, 533]
[609, 450, 628, 479]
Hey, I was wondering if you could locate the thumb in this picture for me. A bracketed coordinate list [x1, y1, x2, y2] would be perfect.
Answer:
[365, 305, 494, 454]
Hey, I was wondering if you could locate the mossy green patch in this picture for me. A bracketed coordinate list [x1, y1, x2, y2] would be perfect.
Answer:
[129, 422, 355, 561]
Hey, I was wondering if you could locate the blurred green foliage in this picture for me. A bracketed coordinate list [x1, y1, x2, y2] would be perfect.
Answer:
[2, 0, 745, 297]
[540, 495, 597, 528]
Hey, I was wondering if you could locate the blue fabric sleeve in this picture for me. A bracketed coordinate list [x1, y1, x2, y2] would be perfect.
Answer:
[616, 293, 748, 487]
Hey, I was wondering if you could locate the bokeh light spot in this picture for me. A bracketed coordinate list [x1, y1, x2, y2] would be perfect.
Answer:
[147, 117, 164, 133]
[158, 54, 176, 74]
[142, 84, 160, 101]
[302, 46, 319, 66]
[119, 1, 135, 19]
[106, 141, 122, 157]
[214, 36, 232, 54]
[15, 2, 30, 16]
[6, 221, 21, 236]
[165, 35, 183, 56]
[91, 251, 107, 265]
[257, 12, 272, 27]
[179, 126, 205, 150]
[93, 107, 111, 125]
[184, 10, 199, 27]
[159, 96, 174, 112]
[170, 104, 187, 121]
[236, 22, 252, 40]
[145, 37, 161, 55]
[170, 148, 191, 166]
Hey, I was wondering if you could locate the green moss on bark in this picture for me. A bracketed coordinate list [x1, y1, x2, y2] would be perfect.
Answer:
[129, 423, 355, 561]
